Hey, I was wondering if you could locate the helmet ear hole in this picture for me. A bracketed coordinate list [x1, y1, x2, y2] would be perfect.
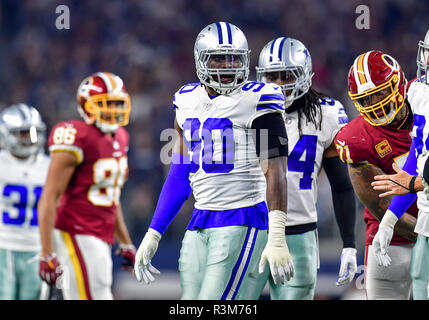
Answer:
[85, 101, 97, 114]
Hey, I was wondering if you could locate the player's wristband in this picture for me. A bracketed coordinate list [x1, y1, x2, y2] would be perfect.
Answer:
[149, 154, 192, 235]
[409, 176, 417, 194]
[267, 210, 287, 247]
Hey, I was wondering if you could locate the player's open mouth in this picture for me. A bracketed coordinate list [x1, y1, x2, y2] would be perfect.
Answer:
[220, 75, 234, 83]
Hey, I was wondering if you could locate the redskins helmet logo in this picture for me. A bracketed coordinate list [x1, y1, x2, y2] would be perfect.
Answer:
[381, 54, 400, 72]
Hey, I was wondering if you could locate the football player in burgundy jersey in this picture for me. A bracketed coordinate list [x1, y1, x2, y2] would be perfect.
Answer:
[335, 51, 417, 299]
[37, 72, 136, 300]
[369, 30, 429, 300]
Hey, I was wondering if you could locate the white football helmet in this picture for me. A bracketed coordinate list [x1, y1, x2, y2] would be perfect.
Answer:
[417, 29, 429, 84]
[194, 22, 250, 94]
[0, 103, 46, 158]
[256, 37, 313, 108]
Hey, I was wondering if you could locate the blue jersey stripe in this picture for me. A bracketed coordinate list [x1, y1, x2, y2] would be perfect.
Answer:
[231, 228, 257, 300]
[216, 22, 223, 44]
[226, 22, 232, 44]
[259, 93, 285, 102]
[278, 37, 287, 61]
[256, 103, 285, 111]
[338, 117, 349, 124]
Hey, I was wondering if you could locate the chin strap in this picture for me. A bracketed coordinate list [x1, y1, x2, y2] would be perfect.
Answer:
[95, 121, 119, 134]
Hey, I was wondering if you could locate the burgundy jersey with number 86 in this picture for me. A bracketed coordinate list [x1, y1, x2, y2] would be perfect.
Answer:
[48, 119, 129, 244]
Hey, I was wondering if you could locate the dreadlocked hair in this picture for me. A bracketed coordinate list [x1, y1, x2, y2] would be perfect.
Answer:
[289, 87, 329, 139]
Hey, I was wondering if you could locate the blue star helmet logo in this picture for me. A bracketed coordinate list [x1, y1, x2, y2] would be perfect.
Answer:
[303, 48, 310, 57]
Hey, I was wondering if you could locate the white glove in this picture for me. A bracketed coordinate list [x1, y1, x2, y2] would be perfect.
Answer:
[372, 210, 398, 267]
[336, 247, 357, 286]
[259, 210, 295, 285]
[134, 228, 162, 284]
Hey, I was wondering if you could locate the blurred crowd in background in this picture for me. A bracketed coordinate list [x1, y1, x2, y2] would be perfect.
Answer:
[0, 0, 428, 298]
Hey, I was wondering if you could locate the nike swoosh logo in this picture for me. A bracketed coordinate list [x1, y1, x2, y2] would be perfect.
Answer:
[336, 140, 345, 146]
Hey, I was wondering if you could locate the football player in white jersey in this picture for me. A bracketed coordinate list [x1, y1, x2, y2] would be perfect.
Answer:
[0, 104, 49, 299]
[134, 22, 294, 300]
[371, 29, 429, 300]
[256, 37, 357, 299]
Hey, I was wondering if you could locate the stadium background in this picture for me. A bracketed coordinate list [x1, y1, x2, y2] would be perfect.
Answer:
[0, 0, 427, 299]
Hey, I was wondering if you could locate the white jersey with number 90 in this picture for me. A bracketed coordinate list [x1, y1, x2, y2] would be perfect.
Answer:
[174, 81, 285, 211]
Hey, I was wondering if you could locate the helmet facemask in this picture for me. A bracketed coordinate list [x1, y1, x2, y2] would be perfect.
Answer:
[349, 74, 404, 126]
[5, 126, 45, 158]
[79, 92, 131, 133]
[196, 48, 249, 95]
[257, 66, 311, 107]
[417, 40, 429, 84]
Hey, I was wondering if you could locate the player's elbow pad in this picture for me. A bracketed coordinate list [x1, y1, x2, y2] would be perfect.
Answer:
[149, 154, 192, 235]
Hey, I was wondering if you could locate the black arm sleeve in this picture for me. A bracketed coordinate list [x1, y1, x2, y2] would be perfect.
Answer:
[251, 113, 288, 160]
[323, 156, 356, 248]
